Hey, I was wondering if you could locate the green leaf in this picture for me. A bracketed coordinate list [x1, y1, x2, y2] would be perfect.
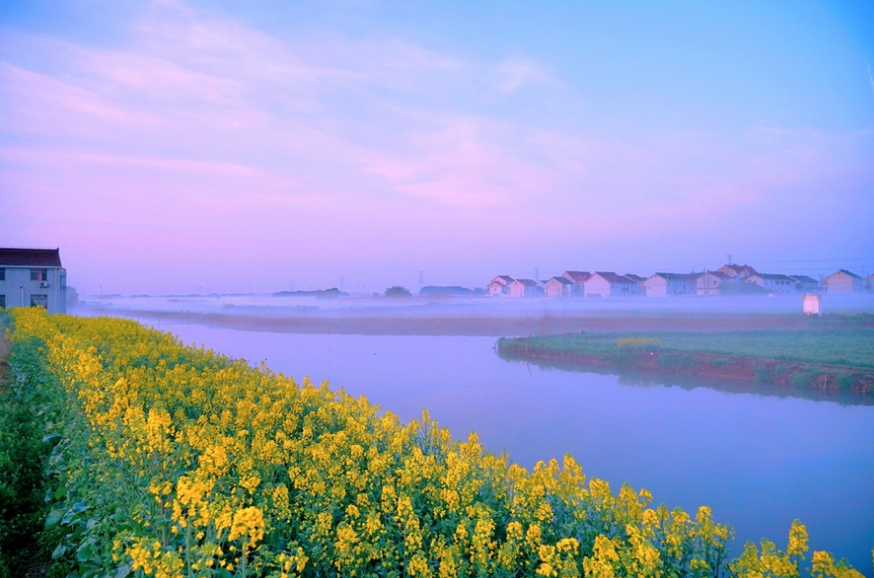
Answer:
[76, 542, 95, 563]
[42, 432, 62, 444]
[51, 543, 67, 559]
[45, 507, 65, 527]
[115, 564, 132, 578]
[72, 501, 89, 513]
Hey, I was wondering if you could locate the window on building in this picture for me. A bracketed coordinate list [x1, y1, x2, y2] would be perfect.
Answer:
[30, 269, 48, 281]
[0, 295, 5, 309]
[0, 268, 5, 281]
[30, 294, 48, 309]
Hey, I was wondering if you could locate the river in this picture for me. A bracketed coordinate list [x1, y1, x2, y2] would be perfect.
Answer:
[154, 320, 873, 570]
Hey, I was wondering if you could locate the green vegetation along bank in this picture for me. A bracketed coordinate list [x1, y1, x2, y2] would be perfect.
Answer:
[1, 308, 869, 578]
[0, 311, 65, 577]
[497, 329, 874, 395]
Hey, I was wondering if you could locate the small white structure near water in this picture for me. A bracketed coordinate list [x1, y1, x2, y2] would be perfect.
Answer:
[802, 294, 821, 316]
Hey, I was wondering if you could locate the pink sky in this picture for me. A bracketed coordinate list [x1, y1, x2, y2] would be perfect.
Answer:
[2, 1, 873, 294]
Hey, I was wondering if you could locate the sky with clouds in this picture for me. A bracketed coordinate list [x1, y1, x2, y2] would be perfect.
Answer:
[1, 0, 873, 294]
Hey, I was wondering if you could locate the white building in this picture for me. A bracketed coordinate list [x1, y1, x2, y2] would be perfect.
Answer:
[585, 272, 639, 297]
[788, 275, 819, 293]
[487, 275, 514, 296]
[644, 273, 698, 297]
[544, 276, 575, 298]
[561, 271, 591, 296]
[508, 279, 543, 298]
[696, 271, 731, 295]
[0, 248, 67, 314]
[746, 273, 797, 294]
[824, 269, 863, 294]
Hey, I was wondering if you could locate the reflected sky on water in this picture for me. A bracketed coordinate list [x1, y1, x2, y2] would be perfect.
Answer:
[161, 322, 873, 571]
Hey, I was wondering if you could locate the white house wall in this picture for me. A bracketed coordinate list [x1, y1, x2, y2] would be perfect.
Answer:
[645, 277, 668, 297]
[0, 266, 66, 314]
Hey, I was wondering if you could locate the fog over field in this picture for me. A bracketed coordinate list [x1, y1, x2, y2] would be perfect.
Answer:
[76, 291, 874, 336]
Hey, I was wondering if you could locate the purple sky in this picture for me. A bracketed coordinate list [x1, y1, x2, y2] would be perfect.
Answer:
[2, 1, 873, 294]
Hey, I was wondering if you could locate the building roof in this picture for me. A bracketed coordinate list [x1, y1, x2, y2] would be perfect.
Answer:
[592, 272, 633, 284]
[826, 269, 861, 280]
[700, 271, 731, 280]
[547, 276, 574, 285]
[0, 248, 62, 267]
[717, 264, 758, 278]
[753, 273, 796, 281]
[512, 278, 540, 287]
[562, 271, 591, 283]
[649, 272, 699, 281]
[623, 274, 646, 282]
[490, 275, 514, 285]
[788, 275, 818, 284]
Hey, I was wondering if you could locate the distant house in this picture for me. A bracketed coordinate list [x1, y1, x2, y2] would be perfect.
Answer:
[788, 275, 819, 293]
[487, 275, 514, 296]
[746, 273, 797, 294]
[544, 276, 575, 298]
[561, 271, 591, 296]
[508, 278, 543, 298]
[623, 273, 647, 294]
[644, 273, 698, 297]
[867, 274, 874, 292]
[585, 272, 638, 297]
[717, 264, 758, 280]
[824, 269, 863, 294]
[697, 271, 731, 295]
[0, 248, 67, 314]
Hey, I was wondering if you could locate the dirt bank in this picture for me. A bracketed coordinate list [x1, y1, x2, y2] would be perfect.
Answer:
[88, 307, 872, 336]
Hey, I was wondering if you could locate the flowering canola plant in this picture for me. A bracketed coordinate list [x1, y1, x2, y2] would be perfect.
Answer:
[8, 308, 865, 578]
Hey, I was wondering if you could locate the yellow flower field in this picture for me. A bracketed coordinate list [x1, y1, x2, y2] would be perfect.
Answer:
[7, 308, 865, 578]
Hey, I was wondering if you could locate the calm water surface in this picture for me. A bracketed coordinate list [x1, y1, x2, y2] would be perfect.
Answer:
[162, 322, 873, 571]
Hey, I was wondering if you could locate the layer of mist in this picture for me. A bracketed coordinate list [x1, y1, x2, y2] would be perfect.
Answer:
[75, 293, 874, 336]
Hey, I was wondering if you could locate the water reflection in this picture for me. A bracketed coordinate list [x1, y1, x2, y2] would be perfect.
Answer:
[498, 355, 874, 407]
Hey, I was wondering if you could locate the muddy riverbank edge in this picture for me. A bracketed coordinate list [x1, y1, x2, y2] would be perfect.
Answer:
[79, 306, 874, 336]
[497, 337, 874, 395]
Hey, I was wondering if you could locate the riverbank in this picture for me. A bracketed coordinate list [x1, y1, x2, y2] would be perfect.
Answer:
[0, 313, 61, 578]
[79, 303, 874, 336]
[497, 329, 874, 394]
[10, 308, 870, 577]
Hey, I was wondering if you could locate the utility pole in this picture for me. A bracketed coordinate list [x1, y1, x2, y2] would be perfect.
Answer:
[534, 267, 539, 282]
[727, 253, 733, 266]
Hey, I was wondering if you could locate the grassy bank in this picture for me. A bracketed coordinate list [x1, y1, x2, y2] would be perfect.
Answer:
[497, 329, 874, 394]
[6, 307, 868, 578]
[0, 311, 65, 577]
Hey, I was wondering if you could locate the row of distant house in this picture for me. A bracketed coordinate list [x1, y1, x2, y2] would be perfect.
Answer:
[487, 265, 874, 298]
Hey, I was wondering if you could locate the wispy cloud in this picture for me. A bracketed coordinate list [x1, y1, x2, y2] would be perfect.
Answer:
[495, 54, 554, 92]
[1, 1, 872, 291]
